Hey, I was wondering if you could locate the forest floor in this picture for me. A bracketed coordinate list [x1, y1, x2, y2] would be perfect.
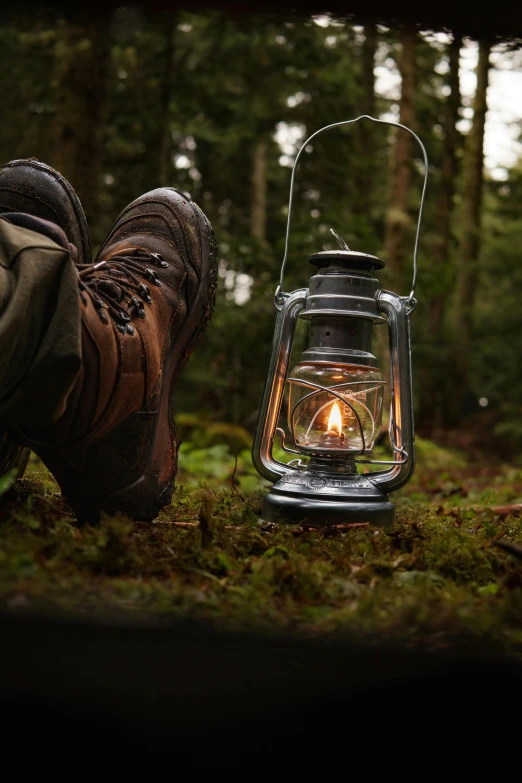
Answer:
[1, 437, 522, 656]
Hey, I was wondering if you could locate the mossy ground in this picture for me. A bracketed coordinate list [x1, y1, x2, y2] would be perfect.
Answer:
[1, 438, 522, 655]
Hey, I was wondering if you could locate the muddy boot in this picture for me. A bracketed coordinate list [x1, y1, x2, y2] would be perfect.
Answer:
[21, 188, 217, 522]
[0, 159, 90, 484]
[0, 158, 90, 263]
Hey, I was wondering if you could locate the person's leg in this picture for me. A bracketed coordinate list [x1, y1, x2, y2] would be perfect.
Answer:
[0, 215, 83, 422]
[0, 215, 82, 429]
[18, 188, 217, 522]
[0, 159, 90, 481]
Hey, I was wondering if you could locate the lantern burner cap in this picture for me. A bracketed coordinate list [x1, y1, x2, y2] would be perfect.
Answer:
[309, 250, 385, 272]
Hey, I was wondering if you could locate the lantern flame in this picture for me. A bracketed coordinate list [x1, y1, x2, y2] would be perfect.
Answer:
[327, 402, 343, 435]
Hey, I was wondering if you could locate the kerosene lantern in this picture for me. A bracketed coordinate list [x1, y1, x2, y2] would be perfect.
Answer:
[252, 115, 428, 528]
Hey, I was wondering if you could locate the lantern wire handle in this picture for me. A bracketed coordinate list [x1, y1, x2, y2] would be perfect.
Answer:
[275, 114, 428, 313]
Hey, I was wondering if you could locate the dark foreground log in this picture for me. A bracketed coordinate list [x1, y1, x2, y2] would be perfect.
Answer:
[0, 611, 521, 768]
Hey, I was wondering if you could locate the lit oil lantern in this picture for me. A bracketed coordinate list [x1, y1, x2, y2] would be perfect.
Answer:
[252, 116, 428, 528]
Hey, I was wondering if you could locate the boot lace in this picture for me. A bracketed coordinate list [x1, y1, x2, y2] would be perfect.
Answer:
[77, 249, 169, 335]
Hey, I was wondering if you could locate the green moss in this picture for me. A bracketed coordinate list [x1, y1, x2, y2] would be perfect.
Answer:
[1, 450, 522, 654]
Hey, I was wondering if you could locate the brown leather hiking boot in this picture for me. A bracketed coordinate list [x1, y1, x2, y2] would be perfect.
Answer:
[0, 158, 90, 485]
[20, 188, 217, 522]
[0, 158, 90, 264]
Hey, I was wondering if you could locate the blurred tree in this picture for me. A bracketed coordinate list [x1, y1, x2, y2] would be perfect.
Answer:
[353, 24, 377, 234]
[452, 40, 491, 420]
[251, 138, 268, 242]
[158, 13, 178, 186]
[53, 16, 110, 227]
[418, 32, 462, 431]
[384, 27, 417, 287]
[0, 23, 56, 165]
[433, 34, 462, 329]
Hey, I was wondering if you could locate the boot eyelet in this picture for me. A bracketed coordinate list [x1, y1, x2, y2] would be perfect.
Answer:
[126, 323, 135, 336]
[144, 268, 161, 286]
[151, 253, 168, 269]
[119, 311, 131, 323]
[117, 324, 127, 334]
[131, 296, 146, 318]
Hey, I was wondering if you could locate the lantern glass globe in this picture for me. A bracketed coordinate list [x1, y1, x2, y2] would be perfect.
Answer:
[287, 362, 385, 454]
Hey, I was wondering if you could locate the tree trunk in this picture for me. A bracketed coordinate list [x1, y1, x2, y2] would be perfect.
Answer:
[384, 28, 416, 285]
[354, 24, 377, 228]
[431, 33, 462, 332]
[145, 12, 178, 189]
[418, 34, 462, 432]
[158, 15, 176, 186]
[251, 138, 267, 242]
[452, 40, 491, 419]
[53, 18, 109, 228]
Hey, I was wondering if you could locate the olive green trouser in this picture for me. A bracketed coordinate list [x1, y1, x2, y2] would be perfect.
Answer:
[0, 217, 82, 430]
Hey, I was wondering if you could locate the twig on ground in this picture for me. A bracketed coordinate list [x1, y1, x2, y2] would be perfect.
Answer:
[490, 504, 522, 518]
[449, 503, 522, 519]
[229, 449, 244, 501]
[198, 490, 217, 548]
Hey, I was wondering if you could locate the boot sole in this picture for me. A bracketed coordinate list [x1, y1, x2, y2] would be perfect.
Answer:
[100, 193, 218, 521]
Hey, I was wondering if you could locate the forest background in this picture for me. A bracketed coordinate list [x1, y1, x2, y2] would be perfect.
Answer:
[2, 4, 521, 488]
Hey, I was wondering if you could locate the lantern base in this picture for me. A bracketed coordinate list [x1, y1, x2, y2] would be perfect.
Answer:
[262, 470, 395, 528]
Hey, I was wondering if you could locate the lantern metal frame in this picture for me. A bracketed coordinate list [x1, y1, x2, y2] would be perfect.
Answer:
[252, 115, 428, 528]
